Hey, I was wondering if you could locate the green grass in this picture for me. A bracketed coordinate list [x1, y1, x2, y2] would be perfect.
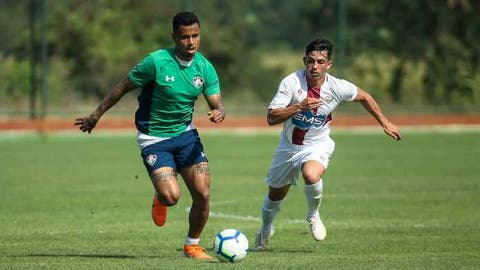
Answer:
[1, 129, 479, 269]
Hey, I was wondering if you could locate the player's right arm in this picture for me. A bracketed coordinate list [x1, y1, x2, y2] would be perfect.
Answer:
[267, 98, 320, 126]
[74, 77, 137, 133]
[267, 73, 321, 126]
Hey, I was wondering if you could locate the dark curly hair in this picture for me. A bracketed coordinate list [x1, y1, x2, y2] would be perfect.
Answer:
[172, 11, 200, 33]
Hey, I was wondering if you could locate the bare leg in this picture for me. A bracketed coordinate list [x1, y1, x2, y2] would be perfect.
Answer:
[181, 162, 210, 238]
[150, 167, 180, 206]
[301, 160, 325, 185]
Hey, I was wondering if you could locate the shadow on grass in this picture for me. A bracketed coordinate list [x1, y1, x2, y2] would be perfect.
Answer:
[174, 246, 316, 254]
[249, 249, 315, 254]
[8, 254, 151, 259]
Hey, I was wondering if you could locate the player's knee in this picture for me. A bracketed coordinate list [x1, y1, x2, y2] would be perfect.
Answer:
[268, 187, 289, 201]
[199, 189, 210, 202]
[159, 194, 179, 206]
[192, 189, 210, 204]
[302, 171, 321, 185]
[156, 188, 180, 206]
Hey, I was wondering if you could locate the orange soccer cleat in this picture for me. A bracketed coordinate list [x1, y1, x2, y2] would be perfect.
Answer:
[183, 244, 213, 260]
[151, 194, 167, 226]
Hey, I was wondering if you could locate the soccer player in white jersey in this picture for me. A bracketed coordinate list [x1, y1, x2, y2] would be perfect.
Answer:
[254, 38, 401, 250]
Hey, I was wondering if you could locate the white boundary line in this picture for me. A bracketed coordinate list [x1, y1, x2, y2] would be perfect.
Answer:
[186, 205, 441, 229]
[208, 210, 441, 228]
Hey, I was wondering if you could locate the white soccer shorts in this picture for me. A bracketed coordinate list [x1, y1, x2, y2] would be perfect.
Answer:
[265, 137, 335, 188]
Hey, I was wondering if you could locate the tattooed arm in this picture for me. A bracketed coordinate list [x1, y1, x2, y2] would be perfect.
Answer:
[74, 77, 137, 133]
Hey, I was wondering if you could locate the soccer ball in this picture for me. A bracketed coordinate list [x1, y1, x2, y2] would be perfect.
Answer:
[213, 228, 249, 263]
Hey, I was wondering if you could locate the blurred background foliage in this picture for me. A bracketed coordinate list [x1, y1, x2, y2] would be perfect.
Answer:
[0, 0, 479, 117]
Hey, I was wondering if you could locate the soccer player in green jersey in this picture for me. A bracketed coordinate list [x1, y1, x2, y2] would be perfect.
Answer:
[75, 11, 225, 260]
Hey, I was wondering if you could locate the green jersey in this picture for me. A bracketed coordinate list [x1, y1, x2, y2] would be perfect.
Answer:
[128, 48, 220, 137]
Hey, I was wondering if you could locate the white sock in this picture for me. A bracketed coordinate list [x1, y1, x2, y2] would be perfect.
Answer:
[185, 236, 199, 246]
[304, 180, 323, 219]
[260, 195, 282, 234]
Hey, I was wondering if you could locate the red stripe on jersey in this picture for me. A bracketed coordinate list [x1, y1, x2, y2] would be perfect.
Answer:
[292, 127, 307, 145]
[292, 86, 321, 145]
[308, 86, 320, 114]
[326, 114, 332, 123]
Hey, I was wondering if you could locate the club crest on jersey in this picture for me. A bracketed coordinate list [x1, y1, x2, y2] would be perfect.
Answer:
[146, 154, 157, 166]
[291, 111, 329, 130]
[193, 76, 204, 88]
[322, 94, 333, 104]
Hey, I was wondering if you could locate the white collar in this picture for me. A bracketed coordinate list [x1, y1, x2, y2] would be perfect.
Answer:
[176, 55, 193, 67]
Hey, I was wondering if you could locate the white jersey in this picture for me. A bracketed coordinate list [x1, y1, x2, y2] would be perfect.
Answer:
[269, 70, 358, 146]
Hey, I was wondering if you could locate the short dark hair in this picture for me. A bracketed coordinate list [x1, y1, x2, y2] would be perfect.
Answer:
[305, 38, 333, 59]
[172, 11, 200, 33]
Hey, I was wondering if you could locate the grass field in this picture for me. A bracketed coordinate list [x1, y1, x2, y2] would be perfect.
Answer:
[1, 129, 479, 269]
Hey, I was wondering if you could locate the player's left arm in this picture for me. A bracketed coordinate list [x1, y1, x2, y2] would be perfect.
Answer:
[354, 88, 402, 141]
[205, 94, 226, 123]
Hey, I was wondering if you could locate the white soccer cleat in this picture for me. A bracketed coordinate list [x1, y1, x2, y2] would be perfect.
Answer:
[254, 226, 275, 250]
[307, 215, 326, 241]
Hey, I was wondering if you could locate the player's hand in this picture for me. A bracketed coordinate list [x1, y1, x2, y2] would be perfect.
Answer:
[298, 97, 321, 111]
[207, 109, 225, 123]
[74, 115, 98, 134]
[383, 121, 401, 141]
